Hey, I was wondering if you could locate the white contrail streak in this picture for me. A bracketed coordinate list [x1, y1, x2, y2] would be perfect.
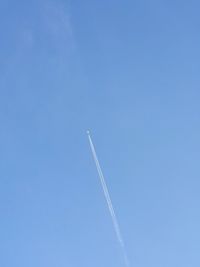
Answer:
[87, 131, 130, 267]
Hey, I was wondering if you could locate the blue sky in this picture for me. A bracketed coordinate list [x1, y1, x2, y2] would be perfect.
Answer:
[0, 0, 200, 266]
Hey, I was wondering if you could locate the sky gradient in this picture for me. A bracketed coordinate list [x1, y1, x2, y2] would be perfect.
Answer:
[0, 0, 200, 266]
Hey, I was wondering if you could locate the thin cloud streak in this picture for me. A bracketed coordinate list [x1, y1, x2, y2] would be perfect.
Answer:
[87, 131, 130, 267]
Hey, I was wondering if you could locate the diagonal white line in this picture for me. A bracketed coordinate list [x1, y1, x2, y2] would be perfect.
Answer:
[87, 131, 130, 267]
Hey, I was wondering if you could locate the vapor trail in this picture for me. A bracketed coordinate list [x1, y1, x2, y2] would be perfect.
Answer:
[87, 131, 130, 267]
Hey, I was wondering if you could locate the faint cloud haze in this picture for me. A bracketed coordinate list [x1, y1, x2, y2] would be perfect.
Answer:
[42, 0, 73, 46]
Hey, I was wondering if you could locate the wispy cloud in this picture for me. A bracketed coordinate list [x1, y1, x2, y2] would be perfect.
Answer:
[42, 0, 73, 46]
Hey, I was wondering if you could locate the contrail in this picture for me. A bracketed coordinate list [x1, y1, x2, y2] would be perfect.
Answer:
[87, 131, 130, 267]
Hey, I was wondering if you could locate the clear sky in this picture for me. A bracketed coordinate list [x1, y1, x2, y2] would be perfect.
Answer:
[0, 0, 200, 266]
